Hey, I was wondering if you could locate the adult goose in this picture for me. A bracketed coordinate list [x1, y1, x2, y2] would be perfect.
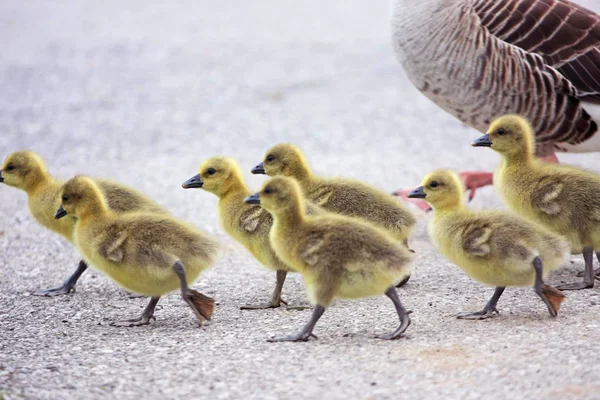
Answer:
[390, 0, 600, 209]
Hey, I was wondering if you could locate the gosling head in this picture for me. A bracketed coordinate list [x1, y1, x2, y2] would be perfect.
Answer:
[252, 144, 311, 180]
[244, 176, 303, 216]
[182, 157, 244, 197]
[56, 176, 106, 220]
[407, 169, 465, 211]
[472, 115, 535, 158]
[1, 151, 49, 192]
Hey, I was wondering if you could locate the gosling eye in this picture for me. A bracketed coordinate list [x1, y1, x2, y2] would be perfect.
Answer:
[206, 168, 216, 176]
[5, 163, 15, 172]
[429, 181, 440, 189]
[266, 154, 275, 163]
[264, 186, 273, 194]
[496, 128, 506, 136]
[62, 195, 69, 202]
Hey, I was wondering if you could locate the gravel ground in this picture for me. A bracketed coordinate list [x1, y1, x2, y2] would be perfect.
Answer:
[2, 1, 600, 399]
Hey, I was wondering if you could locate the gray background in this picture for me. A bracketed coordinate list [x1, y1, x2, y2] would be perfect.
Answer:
[1, 1, 600, 399]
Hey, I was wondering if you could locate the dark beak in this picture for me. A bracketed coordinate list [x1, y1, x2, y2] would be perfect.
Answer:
[0, 170, 3, 183]
[54, 205, 68, 219]
[182, 174, 203, 189]
[406, 186, 427, 199]
[472, 134, 492, 147]
[244, 192, 261, 204]
[251, 162, 265, 175]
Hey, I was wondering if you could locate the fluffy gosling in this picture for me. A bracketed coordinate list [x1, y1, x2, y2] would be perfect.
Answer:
[245, 176, 414, 342]
[474, 115, 600, 290]
[56, 176, 219, 327]
[408, 169, 569, 319]
[183, 156, 320, 309]
[0, 151, 166, 296]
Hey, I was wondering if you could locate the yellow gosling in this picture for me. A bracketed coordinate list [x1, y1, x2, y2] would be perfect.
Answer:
[0, 151, 166, 296]
[56, 176, 219, 327]
[408, 169, 569, 319]
[474, 115, 600, 290]
[245, 176, 413, 342]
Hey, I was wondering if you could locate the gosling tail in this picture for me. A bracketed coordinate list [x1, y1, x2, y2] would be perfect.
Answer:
[541, 284, 566, 314]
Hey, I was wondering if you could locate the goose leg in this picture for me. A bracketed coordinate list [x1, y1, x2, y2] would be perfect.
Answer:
[110, 296, 160, 327]
[241, 270, 288, 310]
[267, 305, 325, 342]
[533, 256, 565, 316]
[173, 261, 215, 325]
[376, 286, 411, 340]
[557, 248, 595, 290]
[457, 286, 504, 320]
[32, 260, 88, 296]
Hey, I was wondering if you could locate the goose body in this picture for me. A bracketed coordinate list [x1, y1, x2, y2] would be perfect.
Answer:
[391, 0, 600, 155]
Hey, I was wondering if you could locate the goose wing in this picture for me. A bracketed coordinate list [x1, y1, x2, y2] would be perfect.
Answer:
[473, 0, 600, 101]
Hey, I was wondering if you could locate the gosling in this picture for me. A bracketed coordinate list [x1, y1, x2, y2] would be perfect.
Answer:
[474, 115, 600, 290]
[408, 169, 569, 319]
[56, 176, 219, 327]
[245, 176, 413, 342]
[0, 151, 166, 296]
[183, 156, 320, 309]
[252, 143, 417, 287]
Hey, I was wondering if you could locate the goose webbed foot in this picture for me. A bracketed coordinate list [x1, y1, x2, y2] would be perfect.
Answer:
[457, 171, 494, 202]
[240, 299, 286, 310]
[457, 286, 504, 320]
[556, 248, 595, 291]
[241, 270, 289, 310]
[32, 260, 88, 297]
[391, 188, 431, 212]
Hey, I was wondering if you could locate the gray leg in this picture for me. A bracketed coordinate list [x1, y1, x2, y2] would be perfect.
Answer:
[241, 270, 288, 310]
[533, 256, 566, 317]
[267, 305, 325, 342]
[110, 296, 160, 327]
[457, 286, 505, 320]
[173, 261, 215, 324]
[32, 260, 88, 296]
[376, 286, 411, 340]
[557, 248, 595, 290]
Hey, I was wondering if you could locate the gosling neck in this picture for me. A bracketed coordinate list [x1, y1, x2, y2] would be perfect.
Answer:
[76, 197, 110, 223]
[430, 196, 465, 216]
[22, 167, 53, 195]
[271, 198, 306, 229]
[218, 174, 249, 201]
[499, 148, 534, 167]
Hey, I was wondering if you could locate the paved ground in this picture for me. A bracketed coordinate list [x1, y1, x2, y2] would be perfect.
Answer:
[2, 1, 600, 399]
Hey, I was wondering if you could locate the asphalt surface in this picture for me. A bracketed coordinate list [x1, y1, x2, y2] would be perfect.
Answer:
[1, 1, 600, 399]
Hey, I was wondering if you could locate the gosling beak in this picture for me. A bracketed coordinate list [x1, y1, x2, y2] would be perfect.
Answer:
[54, 205, 68, 219]
[406, 186, 426, 199]
[251, 162, 265, 175]
[472, 134, 493, 147]
[182, 174, 203, 189]
[244, 192, 261, 205]
[0, 170, 4, 183]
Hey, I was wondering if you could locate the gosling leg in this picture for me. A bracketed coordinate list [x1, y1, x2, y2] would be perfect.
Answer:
[173, 261, 215, 325]
[557, 248, 595, 290]
[267, 305, 325, 342]
[457, 286, 505, 320]
[533, 256, 565, 317]
[576, 251, 600, 279]
[241, 270, 288, 310]
[375, 286, 411, 340]
[110, 296, 160, 327]
[32, 260, 88, 296]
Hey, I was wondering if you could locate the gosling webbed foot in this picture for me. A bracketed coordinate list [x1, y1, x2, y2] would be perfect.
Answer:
[267, 332, 318, 342]
[395, 274, 411, 288]
[456, 308, 498, 320]
[575, 267, 600, 279]
[555, 281, 593, 291]
[375, 315, 411, 340]
[183, 289, 215, 324]
[110, 315, 156, 327]
[32, 283, 76, 297]
[32, 260, 88, 297]
[240, 298, 287, 310]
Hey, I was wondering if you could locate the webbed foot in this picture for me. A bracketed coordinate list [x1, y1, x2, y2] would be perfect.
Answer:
[267, 332, 318, 342]
[555, 281, 594, 291]
[32, 284, 75, 297]
[110, 315, 156, 327]
[456, 308, 498, 320]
